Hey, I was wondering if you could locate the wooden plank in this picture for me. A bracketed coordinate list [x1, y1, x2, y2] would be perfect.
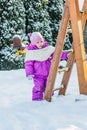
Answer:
[59, 49, 75, 95]
[45, 0, 87, 101]
[68, 0, 87, 94]
[81, 12, 87, 30]
[82, 0, 87, 11]
[59, 0, 87, 95]
[44, 1, 70, 102]
[81, 0, 87, 30]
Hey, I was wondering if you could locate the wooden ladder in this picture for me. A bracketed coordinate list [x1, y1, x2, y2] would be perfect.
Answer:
[44, 0, 87, 102]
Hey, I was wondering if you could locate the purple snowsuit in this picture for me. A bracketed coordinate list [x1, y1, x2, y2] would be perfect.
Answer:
[61, 52, 68, 61]
[25, 41, 53, 101]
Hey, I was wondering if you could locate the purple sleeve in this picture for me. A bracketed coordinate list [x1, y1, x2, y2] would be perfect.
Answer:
[43, 40, 48, 48]
[27, 44, 33, 50]
[50, 52, 54, 59]
[25, 60, 34, 77]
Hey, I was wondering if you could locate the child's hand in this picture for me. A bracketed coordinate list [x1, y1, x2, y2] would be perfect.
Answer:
[27, 75, 33, 80]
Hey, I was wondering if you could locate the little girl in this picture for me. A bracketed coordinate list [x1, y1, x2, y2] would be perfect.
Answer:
[25, 32, 55, 101]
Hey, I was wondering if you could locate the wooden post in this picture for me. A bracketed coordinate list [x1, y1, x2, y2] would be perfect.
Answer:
[44, 1, 70, 101]
[81, 0, 87, 30]
[59, 49, 75, 95]
[82, 0, 87, 11]
[59, 0, 87, 95]
[68, 0, 87, 94]
[44, 0, 87, 102]
[81, 12, 87, 30]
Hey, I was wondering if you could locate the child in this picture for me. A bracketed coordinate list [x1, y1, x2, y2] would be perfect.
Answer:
[61, 51, 68, 61]
[25, 32, 55, 101]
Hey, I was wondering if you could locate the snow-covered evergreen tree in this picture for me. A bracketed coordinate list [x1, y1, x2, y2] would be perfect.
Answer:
[23, 0, 52, 44]
[47, 0, 63, 46]
[0, 0, 25, 70]
[63, 0, 65, 5]
[0, 0, 25, 47]
[47, 0, 71, 49]
[62, 0, 72, 50]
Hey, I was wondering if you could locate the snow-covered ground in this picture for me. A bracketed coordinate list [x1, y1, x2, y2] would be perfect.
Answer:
[0, 61, 87, 130]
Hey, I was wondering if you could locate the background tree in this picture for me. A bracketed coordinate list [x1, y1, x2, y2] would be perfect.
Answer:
[0, 0, 25, 70]
[63, 0, 65, 5]
[47, 0, 63, 46]
[47, 0, 71, 49]
[0, 0, 72, 70]
[62, 0, 72, 49]
[23, 0, 52, 44]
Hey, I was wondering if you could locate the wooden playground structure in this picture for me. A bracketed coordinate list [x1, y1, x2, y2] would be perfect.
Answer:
[44, 0, 87, 102]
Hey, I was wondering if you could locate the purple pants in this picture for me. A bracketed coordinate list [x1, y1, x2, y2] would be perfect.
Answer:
[32, 76, 47, 101]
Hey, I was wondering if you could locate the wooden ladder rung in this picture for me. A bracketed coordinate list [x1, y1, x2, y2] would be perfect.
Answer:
[54, 84, 64, 91]
[67, 28, 72, 33]
[58, 67, 69, 73]
[80, 10, 87, 13]
[62, 48, 73, 53]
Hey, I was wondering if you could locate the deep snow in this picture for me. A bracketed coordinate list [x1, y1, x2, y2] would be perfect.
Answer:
[0, 61, 87, 130]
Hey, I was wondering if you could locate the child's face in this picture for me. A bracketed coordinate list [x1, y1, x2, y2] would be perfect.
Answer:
[36, 41, 44, 48]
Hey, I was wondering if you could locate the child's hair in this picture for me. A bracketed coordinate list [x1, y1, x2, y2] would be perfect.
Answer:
[28, 32, 44, 45]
